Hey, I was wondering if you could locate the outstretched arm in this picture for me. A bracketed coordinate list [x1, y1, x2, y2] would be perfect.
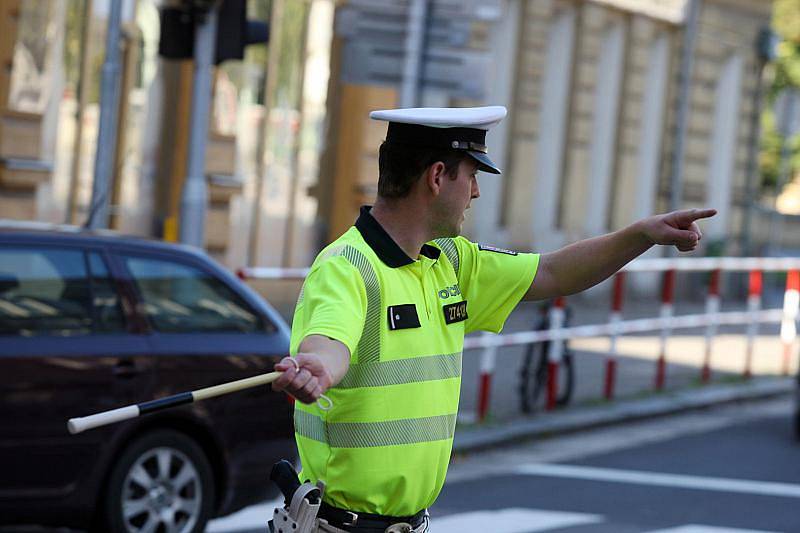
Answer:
[525, 208, 717, 301]
[272, 335, 351, 404]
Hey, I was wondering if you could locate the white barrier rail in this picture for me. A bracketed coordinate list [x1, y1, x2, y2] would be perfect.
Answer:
[463, 309, 786, 350]
[238, 257, 800, 422]
[623, 257, 800, 272]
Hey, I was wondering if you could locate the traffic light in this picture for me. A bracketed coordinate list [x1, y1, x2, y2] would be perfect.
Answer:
[158, 0, 269, 64]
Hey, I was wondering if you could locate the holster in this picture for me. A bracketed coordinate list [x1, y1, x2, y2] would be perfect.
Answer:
[269, 480, 324, 533]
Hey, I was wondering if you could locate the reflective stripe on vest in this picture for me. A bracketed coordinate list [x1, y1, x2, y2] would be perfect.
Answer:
[295, 410, 457, 448]
[337, 352, 461, 388]
[337, 245, 382, 364]
[434, 238, 460, 277]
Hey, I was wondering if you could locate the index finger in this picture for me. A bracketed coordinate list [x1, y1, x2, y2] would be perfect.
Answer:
[680, 208, 717, 223]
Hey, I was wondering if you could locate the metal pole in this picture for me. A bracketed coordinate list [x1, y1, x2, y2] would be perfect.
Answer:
[87, 0, 123, 229]
[667, 0, 701, 219]
[399, 0, 429, 107]
[110, 24, 140, 230]
[179, 6, 219, 247]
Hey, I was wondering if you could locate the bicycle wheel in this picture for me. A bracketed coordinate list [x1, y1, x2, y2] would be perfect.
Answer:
[519, 340, 549, 413]
[555, 349, 575, 406]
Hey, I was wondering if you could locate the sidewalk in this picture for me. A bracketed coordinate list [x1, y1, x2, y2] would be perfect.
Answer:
[454, 375, 794, 454]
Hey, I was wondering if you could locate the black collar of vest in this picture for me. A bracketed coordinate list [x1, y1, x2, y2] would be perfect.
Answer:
[355, 206, 441, 268]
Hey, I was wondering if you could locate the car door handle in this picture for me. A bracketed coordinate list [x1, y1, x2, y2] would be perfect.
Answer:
[113, 359, 140, 378]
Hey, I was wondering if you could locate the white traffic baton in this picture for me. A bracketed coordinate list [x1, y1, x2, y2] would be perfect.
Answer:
[67, 371, 332, 434]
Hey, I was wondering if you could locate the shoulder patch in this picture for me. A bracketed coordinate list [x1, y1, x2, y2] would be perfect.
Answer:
[478, 244, 518, 256]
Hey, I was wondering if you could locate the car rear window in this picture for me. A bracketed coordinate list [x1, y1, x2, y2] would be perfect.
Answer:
[123, 255, 270, 333]
[0, 247, 126, 336]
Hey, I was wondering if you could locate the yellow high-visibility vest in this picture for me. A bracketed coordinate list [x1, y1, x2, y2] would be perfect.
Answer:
[290, 206, 539, 516]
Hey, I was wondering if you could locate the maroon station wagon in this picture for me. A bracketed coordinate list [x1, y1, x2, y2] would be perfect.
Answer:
[0, 222, 295, 532]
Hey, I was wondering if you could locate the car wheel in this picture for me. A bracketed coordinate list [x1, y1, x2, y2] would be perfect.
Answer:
[102, 429, 215, 533]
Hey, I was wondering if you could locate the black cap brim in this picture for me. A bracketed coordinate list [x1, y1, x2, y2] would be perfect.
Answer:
[468, 151, 502, 174]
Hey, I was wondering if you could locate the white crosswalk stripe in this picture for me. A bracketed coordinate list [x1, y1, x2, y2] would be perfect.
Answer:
[515, 463, 800, 498]
[432, 508, 604, 532]
[645, 526, 780, 533]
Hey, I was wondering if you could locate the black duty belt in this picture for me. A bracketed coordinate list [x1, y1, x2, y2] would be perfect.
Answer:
[318, 501, 427, 530]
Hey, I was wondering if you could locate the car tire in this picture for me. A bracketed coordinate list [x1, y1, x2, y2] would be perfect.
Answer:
[100, 429, 215, 533]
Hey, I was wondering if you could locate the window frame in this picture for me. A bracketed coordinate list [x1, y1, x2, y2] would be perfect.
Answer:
[110, 248, 274, 336]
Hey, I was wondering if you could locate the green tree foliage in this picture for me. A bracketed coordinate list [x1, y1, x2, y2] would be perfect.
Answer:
[761, 0, 800, 190]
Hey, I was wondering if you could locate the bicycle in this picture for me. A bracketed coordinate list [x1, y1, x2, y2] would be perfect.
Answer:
[518, 301, 575, 413]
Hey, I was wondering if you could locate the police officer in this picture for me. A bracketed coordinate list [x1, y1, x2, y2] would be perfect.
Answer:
[272, 106, 715, 532]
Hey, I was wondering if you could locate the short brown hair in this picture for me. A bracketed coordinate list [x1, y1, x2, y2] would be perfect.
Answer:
[377, 142, 468, 199]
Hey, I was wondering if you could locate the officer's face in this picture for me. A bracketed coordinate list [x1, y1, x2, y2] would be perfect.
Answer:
[434, 159, 480, 237]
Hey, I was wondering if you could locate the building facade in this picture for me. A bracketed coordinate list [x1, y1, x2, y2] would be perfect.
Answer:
[0, 0, 793, 276]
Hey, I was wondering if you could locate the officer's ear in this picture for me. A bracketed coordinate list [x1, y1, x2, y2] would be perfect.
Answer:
[425, 161, 447, 196]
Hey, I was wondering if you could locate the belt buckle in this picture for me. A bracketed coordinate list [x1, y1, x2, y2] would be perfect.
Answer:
[343, 511, 358, 527]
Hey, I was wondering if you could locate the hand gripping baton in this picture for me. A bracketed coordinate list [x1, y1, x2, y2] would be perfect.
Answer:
[67, 371, 332, 434]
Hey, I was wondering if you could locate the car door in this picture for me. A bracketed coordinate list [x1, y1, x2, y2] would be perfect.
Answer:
[112, 248, 292, 465]
[0, 242, 153, 500]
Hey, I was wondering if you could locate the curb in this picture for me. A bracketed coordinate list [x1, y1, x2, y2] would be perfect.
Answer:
[453, 377, 795, 454]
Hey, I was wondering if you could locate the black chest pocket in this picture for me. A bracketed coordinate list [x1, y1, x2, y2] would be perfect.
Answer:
[443, 300, 468, 325]
[387, 304, 421, 330]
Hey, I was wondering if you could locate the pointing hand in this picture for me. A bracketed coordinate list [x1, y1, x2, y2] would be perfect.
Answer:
[640, 208, 717, 253]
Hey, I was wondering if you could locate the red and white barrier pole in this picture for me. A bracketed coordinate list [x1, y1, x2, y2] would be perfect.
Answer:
[546, 297, 566, 411]
[476, 332, 497, 422]
[655, 269, 675, 390]
[605, 272, 625, 400]
[701, 269, 722, 383]
[781, 270, 800, 376]
[743, 270, 762, 379]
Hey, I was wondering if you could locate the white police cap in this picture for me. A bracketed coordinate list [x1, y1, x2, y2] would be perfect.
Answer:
[370, 106, 507, 174]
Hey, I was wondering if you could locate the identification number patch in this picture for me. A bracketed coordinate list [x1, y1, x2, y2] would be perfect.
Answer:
[443, 301, 468, 324]
[478, 244, 518, 255]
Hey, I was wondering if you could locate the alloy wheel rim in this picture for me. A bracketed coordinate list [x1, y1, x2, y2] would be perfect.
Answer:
[121, 446, 202, 533]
